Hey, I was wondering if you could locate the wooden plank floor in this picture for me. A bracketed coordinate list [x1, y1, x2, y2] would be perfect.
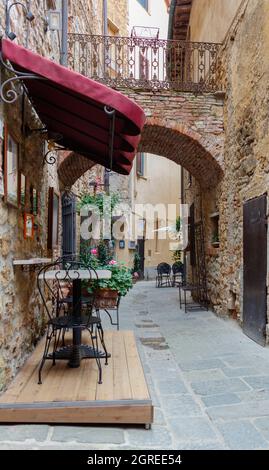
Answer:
[0, 331, 153, 425]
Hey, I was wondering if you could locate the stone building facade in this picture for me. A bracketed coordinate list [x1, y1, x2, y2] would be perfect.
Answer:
[0, 0, 128, 391]
[180, 0, 269, 342]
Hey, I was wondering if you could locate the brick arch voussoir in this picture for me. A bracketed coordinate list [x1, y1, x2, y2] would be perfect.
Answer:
[58, 151, 96, 189]
[139, 118, 224, 189]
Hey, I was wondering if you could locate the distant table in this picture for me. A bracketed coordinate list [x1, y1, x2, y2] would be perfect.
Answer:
[39, 269, 111, 368]
[13, 258, 52, 272]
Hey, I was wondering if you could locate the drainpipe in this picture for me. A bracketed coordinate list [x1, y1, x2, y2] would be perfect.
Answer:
[60, 0, 68, 66]
[103, 0, 108, 36]
[103, 0, 110, 192]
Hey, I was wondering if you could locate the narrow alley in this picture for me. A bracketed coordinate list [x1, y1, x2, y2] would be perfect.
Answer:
[1, 282, 269, 450]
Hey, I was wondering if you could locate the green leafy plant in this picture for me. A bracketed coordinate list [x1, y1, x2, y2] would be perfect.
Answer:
[97, 262, 133, 297]
[172, 216, 182, 263]
[172, 250, 182, 263]
[80, 241, 100, 269]
[132, 251, 140, 274]
[212, 232, 219, 244]
[97, 240, 111, 265]
[176, 216, 181, 233]
[77, 191, 120, 216]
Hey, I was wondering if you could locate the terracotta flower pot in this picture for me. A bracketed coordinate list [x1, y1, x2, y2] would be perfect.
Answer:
[94, 288, 118, 308]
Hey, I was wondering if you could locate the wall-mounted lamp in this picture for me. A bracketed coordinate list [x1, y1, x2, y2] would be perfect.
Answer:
[44, 10, 61, 33]
[5, 1, 35, 41]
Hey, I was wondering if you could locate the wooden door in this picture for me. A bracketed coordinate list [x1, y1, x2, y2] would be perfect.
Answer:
[243, 195, 267, 346]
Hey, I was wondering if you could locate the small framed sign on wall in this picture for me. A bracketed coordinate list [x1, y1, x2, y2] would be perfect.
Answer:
[119, 240, 125, 249]
[24, 213, 34, 239]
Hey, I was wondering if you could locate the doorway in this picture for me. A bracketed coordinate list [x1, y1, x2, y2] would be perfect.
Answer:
[243, 194, 267, 346]
[137, 238, 145, 279]
[62, 193, 76, 258]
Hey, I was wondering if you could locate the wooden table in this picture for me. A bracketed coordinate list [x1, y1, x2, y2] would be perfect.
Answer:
[39, 269, 111, 368]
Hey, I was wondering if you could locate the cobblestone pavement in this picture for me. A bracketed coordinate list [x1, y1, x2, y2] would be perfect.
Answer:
[1, 281, 269, 450]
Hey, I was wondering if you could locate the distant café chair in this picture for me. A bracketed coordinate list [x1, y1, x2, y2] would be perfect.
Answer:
[172, 262, 185, 287]
[156, 262, 172, 287]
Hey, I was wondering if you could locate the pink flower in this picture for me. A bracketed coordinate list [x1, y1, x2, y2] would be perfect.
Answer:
[133, 272, 139, 278]
[109, 260, 117, 265]
[91, 248, 98, 256]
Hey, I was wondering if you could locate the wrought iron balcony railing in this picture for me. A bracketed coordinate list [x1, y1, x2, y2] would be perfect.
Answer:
[68, 34, 223, 93]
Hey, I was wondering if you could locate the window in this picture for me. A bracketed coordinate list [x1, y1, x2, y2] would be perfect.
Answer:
[155, 218, 159, 253]
[136, 152, 145, 177]
[4, 127, 19, 207]
[137, 0, 149, 11]
[47, 187, 59, 249]
[210, 211, 220, 247]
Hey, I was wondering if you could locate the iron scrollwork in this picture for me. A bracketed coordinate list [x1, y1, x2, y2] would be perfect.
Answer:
[68, 34, 223, 93]
[43, 150, 57, 166]
[0, 52, 41, 104]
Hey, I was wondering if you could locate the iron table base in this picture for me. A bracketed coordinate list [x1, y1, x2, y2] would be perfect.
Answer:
[48, 345, 111, 368]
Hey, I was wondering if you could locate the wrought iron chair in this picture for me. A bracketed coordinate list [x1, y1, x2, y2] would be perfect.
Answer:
[172, 262, 185, 287]
[37, 258, 108, 385]
[95, 293, 121, 331]
[179, 282, 209, 314]
[156, 263, 172, 287]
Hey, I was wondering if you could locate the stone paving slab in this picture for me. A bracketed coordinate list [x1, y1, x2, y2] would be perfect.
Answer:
[253, 417, 269, 441]
[180, 359, 224, 371]
[169, 417, 218, 441]
[160, 395, 203, 417]
[190, 378, 250, 396]
[0, 425, 50, 442]
[216, 421, 269, 450]
[201, 392, 242, 407]
[183, 368, 226, 382]
[1, 281, 269, 450]
[51, 426, 125, 444]
[221, 367, 265, 378]
[207, 400, 269, 421]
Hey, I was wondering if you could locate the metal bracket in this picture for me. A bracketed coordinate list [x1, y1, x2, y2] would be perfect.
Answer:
[104, 105, 116, 172]
[0, 51, 42, 104]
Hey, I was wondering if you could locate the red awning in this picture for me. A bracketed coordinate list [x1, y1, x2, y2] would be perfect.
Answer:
[1, 39, 145, 175]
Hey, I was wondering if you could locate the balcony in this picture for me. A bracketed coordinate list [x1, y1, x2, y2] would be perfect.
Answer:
[68, 34, 223, 93]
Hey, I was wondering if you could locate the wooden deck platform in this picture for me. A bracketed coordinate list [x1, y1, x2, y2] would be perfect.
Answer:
[0, 331, 153, 426]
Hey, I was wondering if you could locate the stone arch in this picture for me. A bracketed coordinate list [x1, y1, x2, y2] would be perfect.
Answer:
[58, 116, 224, 190]
[138, 117, 224, 189]
[58, 151, 95, 188]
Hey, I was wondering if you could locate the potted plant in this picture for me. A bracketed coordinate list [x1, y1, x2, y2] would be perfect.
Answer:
[95, 260, 133, 308]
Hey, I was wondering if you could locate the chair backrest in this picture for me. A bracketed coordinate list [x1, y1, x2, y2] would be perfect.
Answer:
[172, 262, 184, 275]
[157, 262, 171, 275]
[38, 258, 98, 322]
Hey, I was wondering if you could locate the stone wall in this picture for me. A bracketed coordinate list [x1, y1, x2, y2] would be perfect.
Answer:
[218, 0, 269, 324]
[0, 1, 112, 391]
[108, 0, 128, 36]
[129, 90, 224, 188]
[0, 0, 62, 392]
[183, 0, 269, 339]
